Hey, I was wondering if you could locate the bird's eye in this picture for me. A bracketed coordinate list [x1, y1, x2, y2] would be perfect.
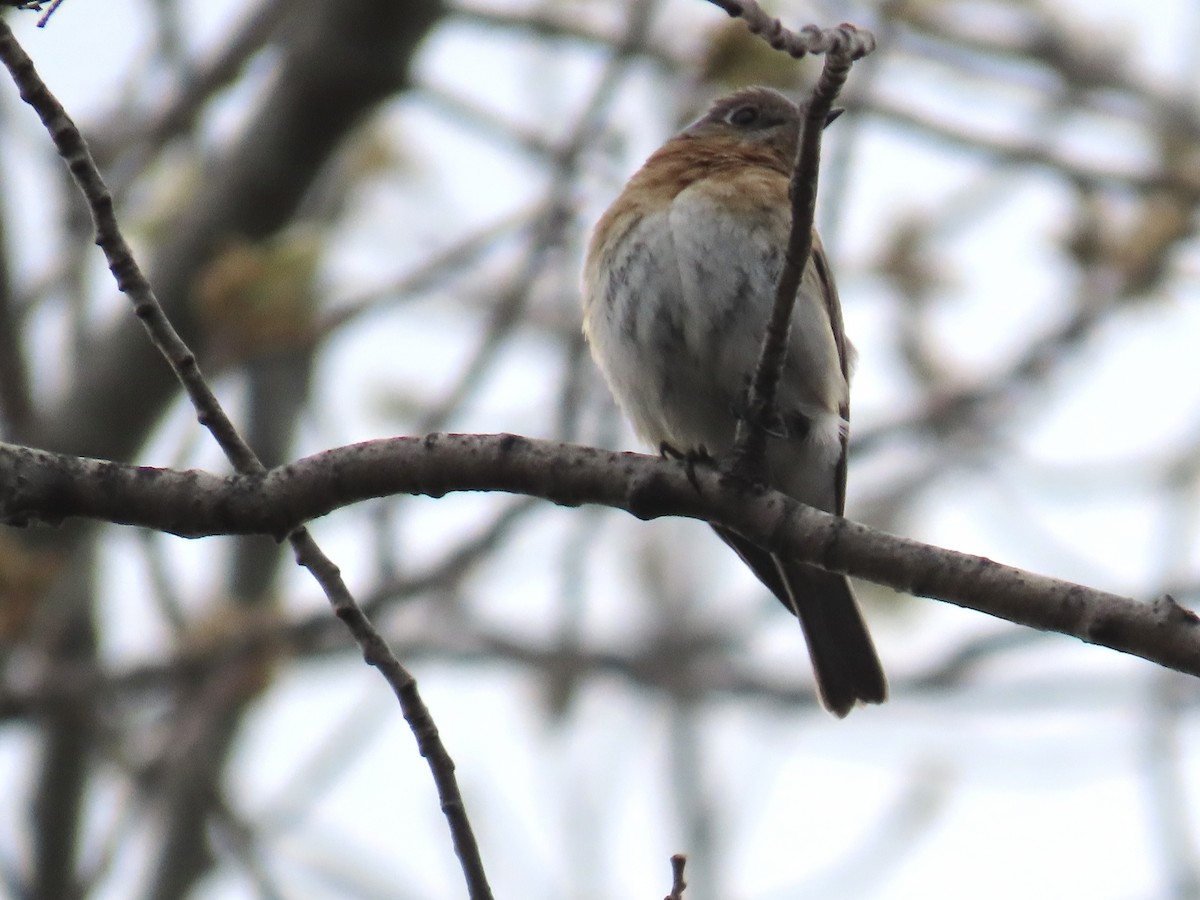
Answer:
[727, 105, 759, 127]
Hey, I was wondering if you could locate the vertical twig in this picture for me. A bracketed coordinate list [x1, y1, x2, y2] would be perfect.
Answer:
[698, 3, 875, 479]
[732, 37, 864, 477]
[664, 853, 688, 900]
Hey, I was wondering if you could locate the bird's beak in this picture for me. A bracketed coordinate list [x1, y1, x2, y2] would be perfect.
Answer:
[825, 108, 845, 129]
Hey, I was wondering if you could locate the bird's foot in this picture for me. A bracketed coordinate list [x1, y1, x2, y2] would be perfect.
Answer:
[659, 441, 717, 493]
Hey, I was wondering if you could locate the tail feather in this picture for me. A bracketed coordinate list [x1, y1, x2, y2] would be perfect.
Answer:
[712, 525, 886, 717]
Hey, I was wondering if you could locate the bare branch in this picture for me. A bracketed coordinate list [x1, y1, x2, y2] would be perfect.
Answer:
[702, 2, 875, 60]
[664, 854, 688, 900]
[2, 435, 1197, 680]
[732, 33, 868, 476]
[699, 5, 878, 480]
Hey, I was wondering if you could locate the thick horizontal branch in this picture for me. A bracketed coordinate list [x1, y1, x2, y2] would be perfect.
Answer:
[2, 434, 1197, 677]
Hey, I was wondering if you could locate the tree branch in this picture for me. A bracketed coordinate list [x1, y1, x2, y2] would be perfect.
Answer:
[2, 434, 1197, 678]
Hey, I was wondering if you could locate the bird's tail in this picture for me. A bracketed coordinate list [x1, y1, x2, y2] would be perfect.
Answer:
[712, 525, 887, 717]
[778, 560, 886, 717]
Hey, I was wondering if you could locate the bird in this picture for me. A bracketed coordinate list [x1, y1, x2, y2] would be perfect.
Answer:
[582, 86, 886, 716]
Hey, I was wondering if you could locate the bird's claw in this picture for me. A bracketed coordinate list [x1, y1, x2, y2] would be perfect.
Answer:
[659, 441, 716, 493]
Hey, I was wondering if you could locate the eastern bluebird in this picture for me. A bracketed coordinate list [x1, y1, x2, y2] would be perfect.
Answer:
[583, 86, 886, 716]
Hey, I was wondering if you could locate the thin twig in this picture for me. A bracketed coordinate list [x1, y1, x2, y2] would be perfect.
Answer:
[0, 23, 494, 900]
[35, 0, 63, 26]
[664, 854, 688, 900]
[706, 13, 875, 477]
[0, 0, 68, 26]
[702, 1, 876, 60]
